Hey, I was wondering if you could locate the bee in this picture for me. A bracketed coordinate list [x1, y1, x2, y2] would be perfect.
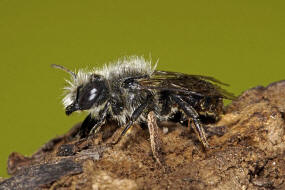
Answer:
[52, 56, 235, 148]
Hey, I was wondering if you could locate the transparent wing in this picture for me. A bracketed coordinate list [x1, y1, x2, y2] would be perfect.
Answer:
[138, 70, 236, 100]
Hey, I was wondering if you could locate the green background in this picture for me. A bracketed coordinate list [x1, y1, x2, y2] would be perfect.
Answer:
[1, 0, 285, 177]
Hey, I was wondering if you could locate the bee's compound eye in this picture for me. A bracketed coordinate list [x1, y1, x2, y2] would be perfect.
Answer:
[76, 75, 107, 111]
[77, 83, 101, 110]
[88, 88, 97, 101]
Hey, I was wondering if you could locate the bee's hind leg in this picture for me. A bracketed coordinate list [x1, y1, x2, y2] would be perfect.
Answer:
[171, 94, 210, 148]
[147, 111, 163, 165]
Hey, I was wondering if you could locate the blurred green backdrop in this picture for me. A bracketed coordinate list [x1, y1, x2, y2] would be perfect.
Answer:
[1, 0, 285, 177]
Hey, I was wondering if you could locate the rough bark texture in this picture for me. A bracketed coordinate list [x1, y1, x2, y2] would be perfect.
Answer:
[1, 80, 285, 190]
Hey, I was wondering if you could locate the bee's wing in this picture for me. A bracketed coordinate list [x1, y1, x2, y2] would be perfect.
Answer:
[138, 70, 236, 100]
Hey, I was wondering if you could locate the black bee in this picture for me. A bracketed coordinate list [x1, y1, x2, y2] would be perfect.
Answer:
[52, 56, 235, 147]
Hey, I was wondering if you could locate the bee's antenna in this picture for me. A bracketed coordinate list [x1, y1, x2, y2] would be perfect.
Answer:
[51, 64, 77, 79]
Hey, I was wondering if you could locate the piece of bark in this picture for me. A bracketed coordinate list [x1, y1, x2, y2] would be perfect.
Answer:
[1, 80, 285, 189]
[0, 159, 82, 190]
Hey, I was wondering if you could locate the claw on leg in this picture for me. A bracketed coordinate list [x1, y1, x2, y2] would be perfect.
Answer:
[191, 120, 210, 148]
[112, 124, 133, 145]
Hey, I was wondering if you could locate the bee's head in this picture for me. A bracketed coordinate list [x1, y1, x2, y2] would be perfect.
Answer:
[52, 64, 108, 115]
[65, 74, 109, 115]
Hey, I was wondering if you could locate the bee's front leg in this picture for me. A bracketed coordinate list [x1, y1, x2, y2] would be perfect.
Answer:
[113, 93, 153, 144]
[78, 102, 110, 138]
